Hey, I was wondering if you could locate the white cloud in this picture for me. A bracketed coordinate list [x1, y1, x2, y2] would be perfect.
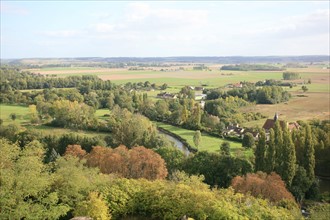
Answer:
[1, 2, 29, 15]
[248, 9, 329, 37]
[40, 30, 84, 38]
[92, 23, 115, 33]
[87, 2, 210, 47]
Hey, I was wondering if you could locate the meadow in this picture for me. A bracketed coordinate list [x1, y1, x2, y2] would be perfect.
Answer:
[0, 104, 108, 138]
[0, 104, 31, 125]
[155, 122, 253, 158]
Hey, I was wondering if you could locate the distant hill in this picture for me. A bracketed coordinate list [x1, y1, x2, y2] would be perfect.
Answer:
[1, 55, 329, 66]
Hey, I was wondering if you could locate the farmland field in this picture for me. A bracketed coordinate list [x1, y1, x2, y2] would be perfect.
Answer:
[25, 66, 329, 90]
[20, 65, 330, 124]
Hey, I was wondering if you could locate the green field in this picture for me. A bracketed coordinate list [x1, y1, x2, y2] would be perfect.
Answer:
[155, 122, 253, 158]
[0, 104, 31, 125]
[25, 66, 329, 93]
[27, 124, 109, 138]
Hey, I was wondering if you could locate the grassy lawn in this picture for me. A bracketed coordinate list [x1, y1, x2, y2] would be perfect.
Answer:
[155, 122, 253, 159]
[95, 108, 110, 118]
[27, 124, 109, 138]
[0, 104, 30, 125]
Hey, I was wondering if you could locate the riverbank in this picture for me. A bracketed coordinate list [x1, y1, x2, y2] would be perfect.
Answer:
[158, 127, 197, 154]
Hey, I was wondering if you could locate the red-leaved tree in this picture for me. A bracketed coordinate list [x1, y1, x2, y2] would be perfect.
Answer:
[231, 172, 295, 203]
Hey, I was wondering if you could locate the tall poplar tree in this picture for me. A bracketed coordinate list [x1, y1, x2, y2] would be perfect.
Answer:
[255, 129, 266, 172]
[274, 121, 283, 173]
[265, 129, 276, 173]
[281, 127, 296, 186]
[304, 124, 315, 181]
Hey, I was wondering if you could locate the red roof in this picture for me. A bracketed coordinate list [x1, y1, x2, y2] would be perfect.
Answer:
[262, 119, 287, 130]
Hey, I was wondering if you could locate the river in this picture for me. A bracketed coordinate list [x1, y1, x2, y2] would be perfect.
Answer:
[159, 131, 190, 155]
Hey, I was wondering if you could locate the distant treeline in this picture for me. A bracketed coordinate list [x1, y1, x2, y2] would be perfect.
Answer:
[220, 64, 284, 71]
[206, 82, 291, 104]
[0, 67, 114, 90]
[2, 55, 329, 65]
[283, 72, 300, 80]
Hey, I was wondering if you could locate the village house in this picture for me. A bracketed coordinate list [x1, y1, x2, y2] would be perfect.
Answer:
[156, 92, 177, 99]
[223, 123, 245, 137]
[225, 83, 243, 88]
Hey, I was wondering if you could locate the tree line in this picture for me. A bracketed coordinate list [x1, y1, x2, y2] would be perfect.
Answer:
[254, 121, 329, 203]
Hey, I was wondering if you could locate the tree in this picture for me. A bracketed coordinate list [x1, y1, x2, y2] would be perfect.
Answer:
[255, 130, 266, 172]
[302, 86, 308, 93]
[283, 72, 300, 80]
[242, 132, 255, 148]
[48, 100, 97, 129]
[10, 113, 16, 121]
[64, 144, 87, 159]
[274, 121, 284, 172]
[111, 108, 160, 148]
[303, 124, 315, 181]
[129, 146, 168, 180]
[29, 104, 39, 124]
[220, 141, 231, 156]
[289, 166, 312, 203]
[182, 151, 252, 187]
[161, 83, 168, 90]
[265, 129, 276, 173]
[186, 103, 202, 130]
[53, 156, 104, 210]
[86, 145, 168, 180]
[0, 139, 69, 219]
[280, 128, 296, 186]
[231, 172, 295, 204]
[74, 192, 110, 220]
[155, 146, 185, 174]
[193, 130, 202, 149]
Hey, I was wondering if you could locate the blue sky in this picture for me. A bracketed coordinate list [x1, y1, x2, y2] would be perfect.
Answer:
[1, 1, 329, 58]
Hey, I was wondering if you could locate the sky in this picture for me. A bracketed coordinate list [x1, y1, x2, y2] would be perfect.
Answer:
[1, 1, 329, 58]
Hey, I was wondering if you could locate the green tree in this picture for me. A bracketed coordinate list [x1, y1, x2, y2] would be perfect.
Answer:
[74, 192, 110, 220]
[304, 124, 315, 181]
[255, 130, 266, 172]
[155, 146, 185, 174]
[242, 132, 255, 148]
[111, 108, 160, 148]
[186, 103, 202, 130]
[280, 128, 296, 186]
[161, 83, 168, 90]
[29, 104, 39, 124]
[10, 113, 16, 121]
[0, 139, 69, 219]
[274, 121, 284, 173]
[302, 86, 308, 93]
[289, 166, 312, 203]
[180, 105, 189, 125]
[53, 156, 105, 211]
[220, 141, 231, 156]
[265, 129, 276, 173]
[193, 130, 202, 149]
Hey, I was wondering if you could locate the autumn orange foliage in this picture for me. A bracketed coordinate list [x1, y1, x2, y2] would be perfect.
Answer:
[231, 172, 295, 203]
[85, 145, 168, 180]
[64, 145, 87, 159]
